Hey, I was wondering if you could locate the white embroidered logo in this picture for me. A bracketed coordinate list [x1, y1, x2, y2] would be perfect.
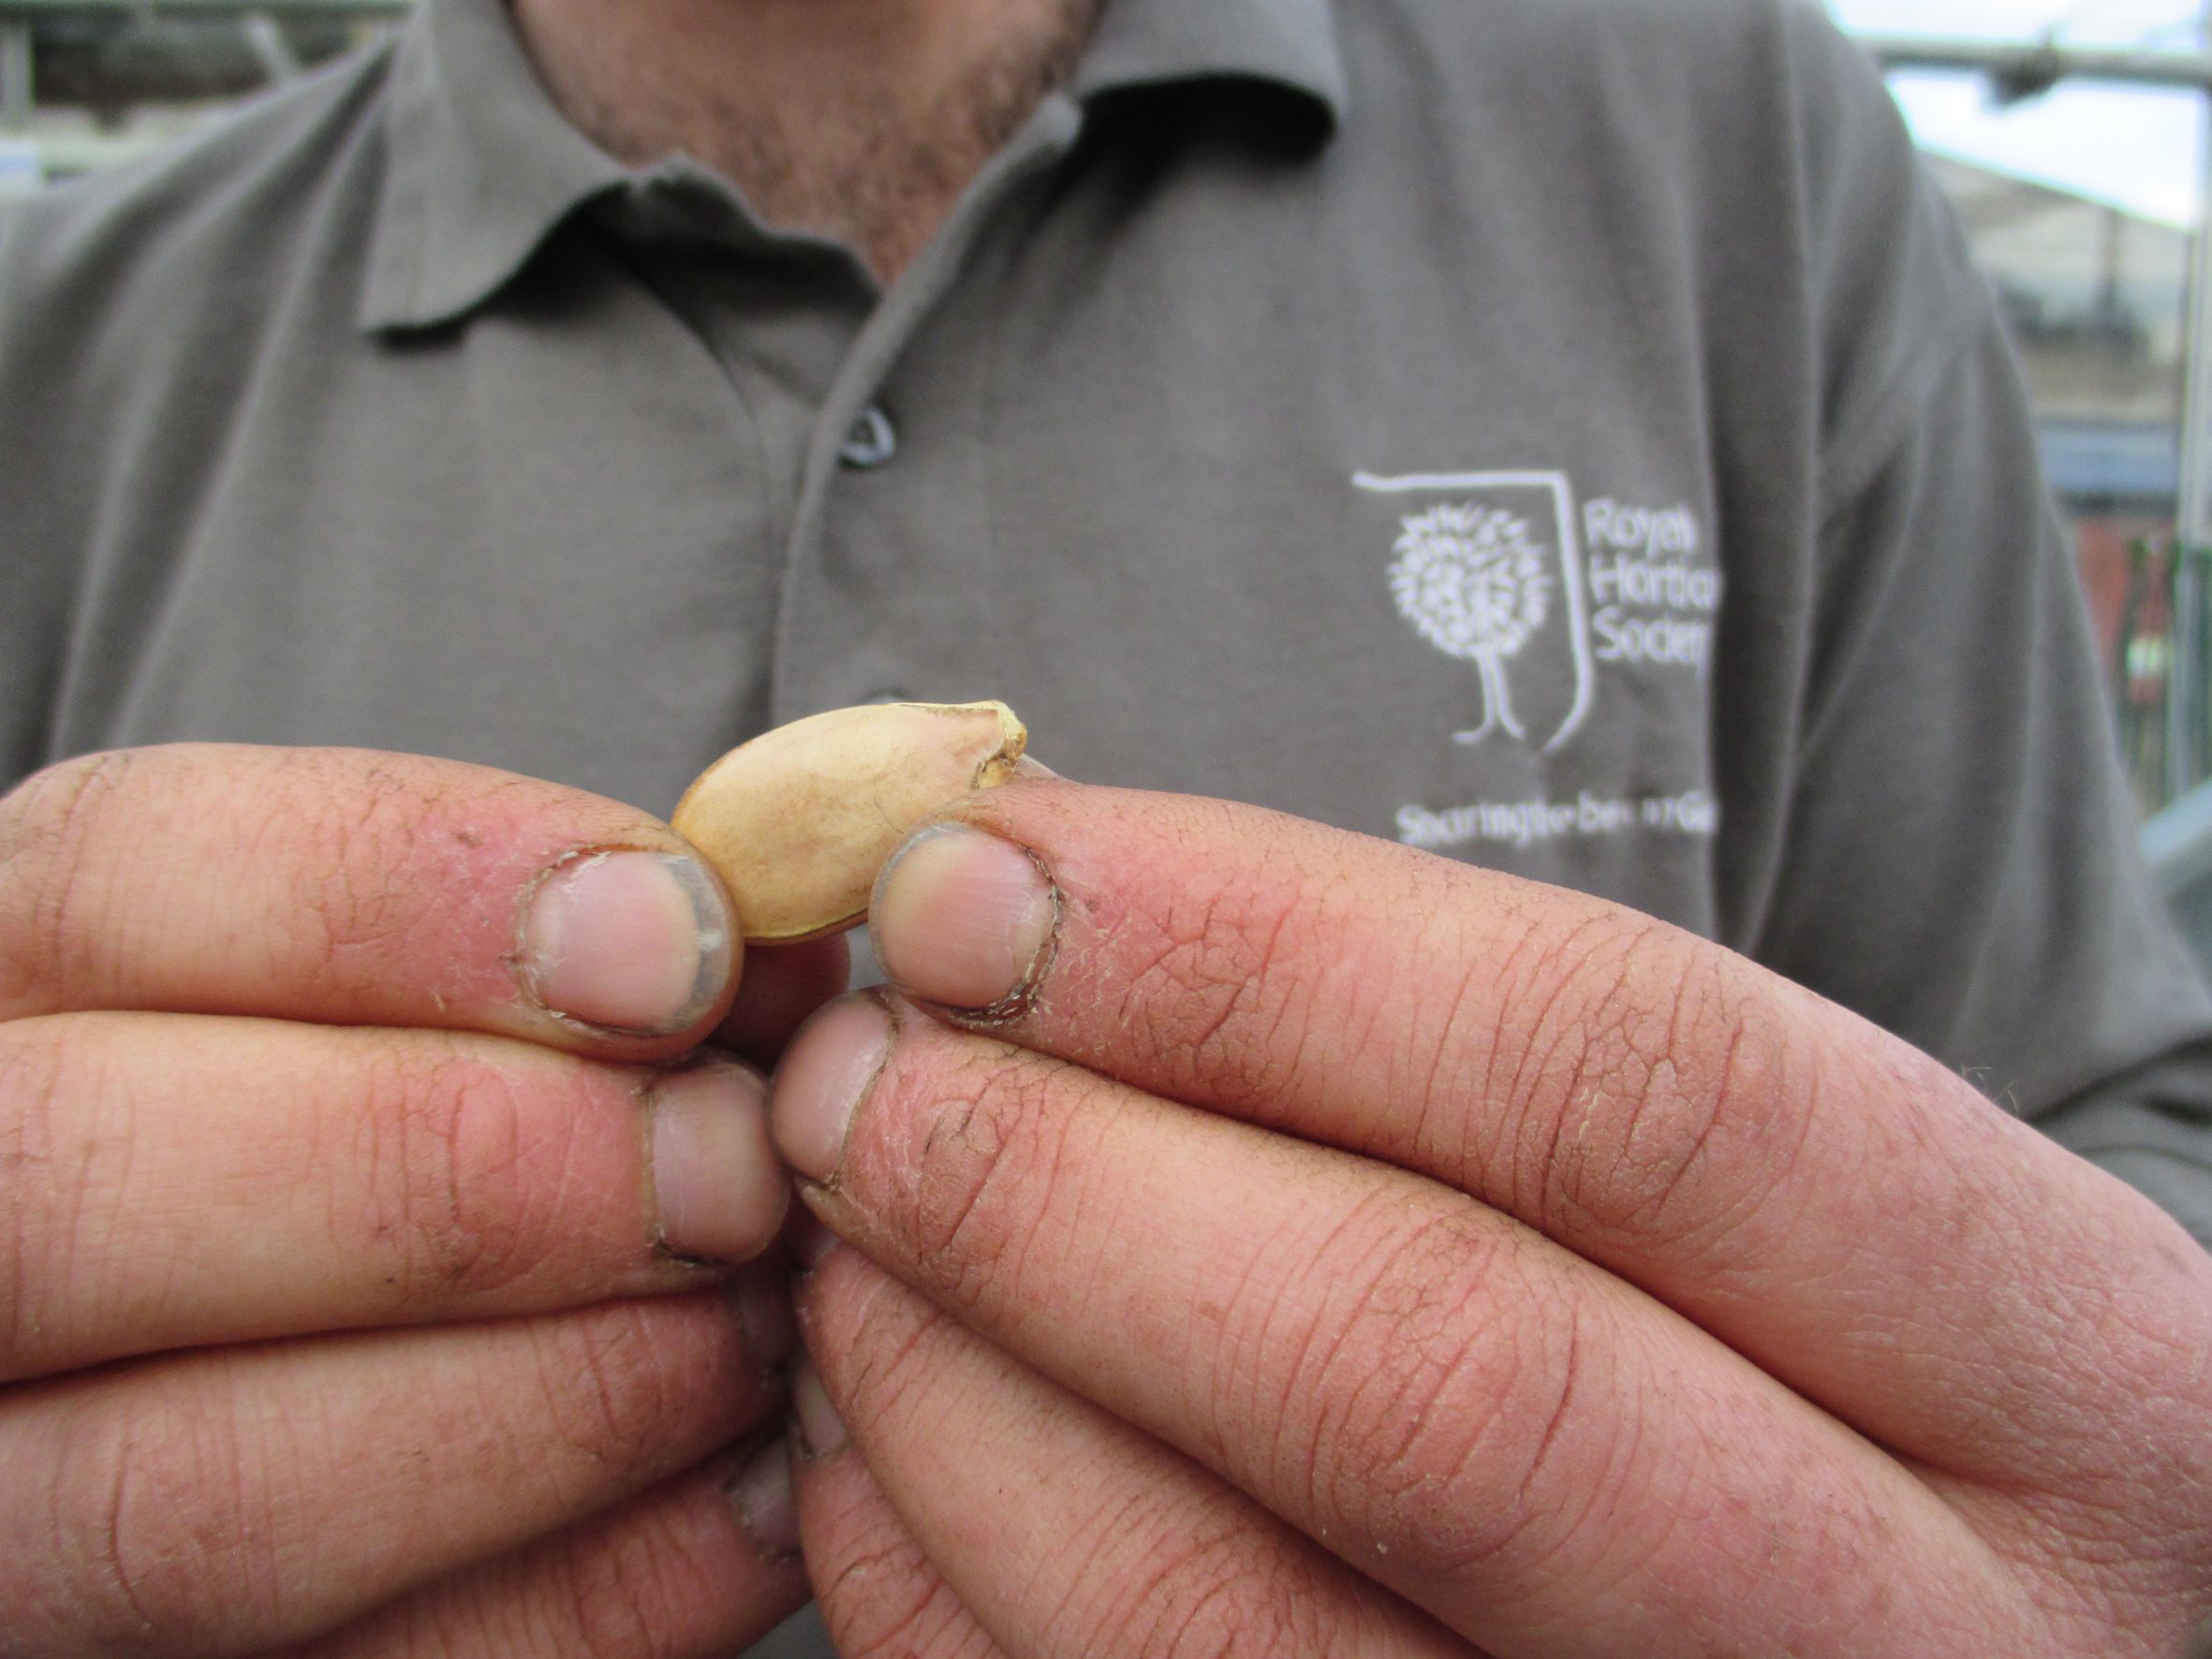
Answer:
[1357, 468, 1725, 853]
[1387, 502, 1553, 745]
[1356, 470, 1597, 755]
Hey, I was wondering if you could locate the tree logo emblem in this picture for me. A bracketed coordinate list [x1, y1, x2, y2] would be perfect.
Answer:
[1388, 501, 1555, 745]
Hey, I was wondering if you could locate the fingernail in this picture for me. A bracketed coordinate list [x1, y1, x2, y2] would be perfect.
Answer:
[791, 1361, 849, 1460]
[723, 1262, 798, 1372]
[770, 996, 892, 1184]
[871, 824, 1055, 1012]
[522, 850, 734, 1034]
[651, 1063, 790, 1262]
[724, 1437, 801, 1561]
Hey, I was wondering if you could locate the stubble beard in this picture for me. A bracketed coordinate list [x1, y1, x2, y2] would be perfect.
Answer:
[545, 0, 1111, 279]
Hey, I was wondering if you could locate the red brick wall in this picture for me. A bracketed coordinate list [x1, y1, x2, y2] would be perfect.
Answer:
[2073, 513, 2176, 694]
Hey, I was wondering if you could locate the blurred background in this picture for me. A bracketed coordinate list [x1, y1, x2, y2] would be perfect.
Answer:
[5, 0, 2212, 909]
[1831, 1, 2212, 818]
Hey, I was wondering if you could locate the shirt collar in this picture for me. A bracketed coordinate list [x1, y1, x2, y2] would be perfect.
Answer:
[1073, 0, 1345, 125]
[360, 0, 624, 331]
[361, 0, 1345, 333]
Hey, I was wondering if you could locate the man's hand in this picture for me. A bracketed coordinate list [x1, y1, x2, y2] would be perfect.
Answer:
[0, 744, 833, 1657]
[768, 780, 2212, 1657]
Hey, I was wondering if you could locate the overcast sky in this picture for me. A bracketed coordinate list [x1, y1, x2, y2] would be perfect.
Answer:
[1827, 0, 2203, 223]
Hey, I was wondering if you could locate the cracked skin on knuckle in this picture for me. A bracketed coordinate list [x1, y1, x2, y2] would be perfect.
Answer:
[0, 1018, 80, 1371]
[279, 756, 487, 1000]
[1097, 1524, 1340, 1659]
[822, 1543, 981, 1659]
[1301, 1208, 1585, 1583]
[1105, 856, 1325, 1115]
[58, 1363, 290, 1655]
[0, 750, 138, 1012]
[830, 1282, 962, 1444]
[354, 1036, 565, 1311]
[884, 1042, 1074, 1303]
[526, 1300, 696, 1469]
[549, 1510, 712, 1659]
[1491, 914, 1777, 1253]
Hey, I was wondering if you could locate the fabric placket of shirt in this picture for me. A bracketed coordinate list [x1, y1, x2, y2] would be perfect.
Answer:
[589, 170, 878, 599]
[766, 88, 1088, 724]
[691, 262, 877, 574]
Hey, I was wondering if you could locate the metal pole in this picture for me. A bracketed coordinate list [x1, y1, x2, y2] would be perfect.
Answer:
[1855, 35, 2212, 93]
[0, 0, 406, 16]
[240, 12, 303, 82]
[0, 22, 30, 131]
[2174, 5, 2212, 800]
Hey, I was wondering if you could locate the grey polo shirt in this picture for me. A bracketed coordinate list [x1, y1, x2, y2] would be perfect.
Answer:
[7, 0, 2212, 1646]
[6, 0, 2212, 1405]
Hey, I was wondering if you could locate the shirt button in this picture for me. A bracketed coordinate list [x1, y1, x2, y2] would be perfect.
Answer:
[838, 405, 898, 470]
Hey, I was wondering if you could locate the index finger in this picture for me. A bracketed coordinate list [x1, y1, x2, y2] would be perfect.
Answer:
[0, 744, 739, 1055]
[864, 783, 2212, 1497]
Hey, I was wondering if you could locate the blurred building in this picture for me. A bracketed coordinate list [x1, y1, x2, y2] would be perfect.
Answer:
[0, 4, 394, 184]
[1920, 154, 2194, 799]
[1927, 153, 2185, 515]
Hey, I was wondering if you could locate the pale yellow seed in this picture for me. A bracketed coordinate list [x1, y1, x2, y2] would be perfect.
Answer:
[671, 700, 1028, 944]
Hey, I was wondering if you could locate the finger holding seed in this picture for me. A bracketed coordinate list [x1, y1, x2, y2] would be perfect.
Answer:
[672, 700, 1030, 945]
